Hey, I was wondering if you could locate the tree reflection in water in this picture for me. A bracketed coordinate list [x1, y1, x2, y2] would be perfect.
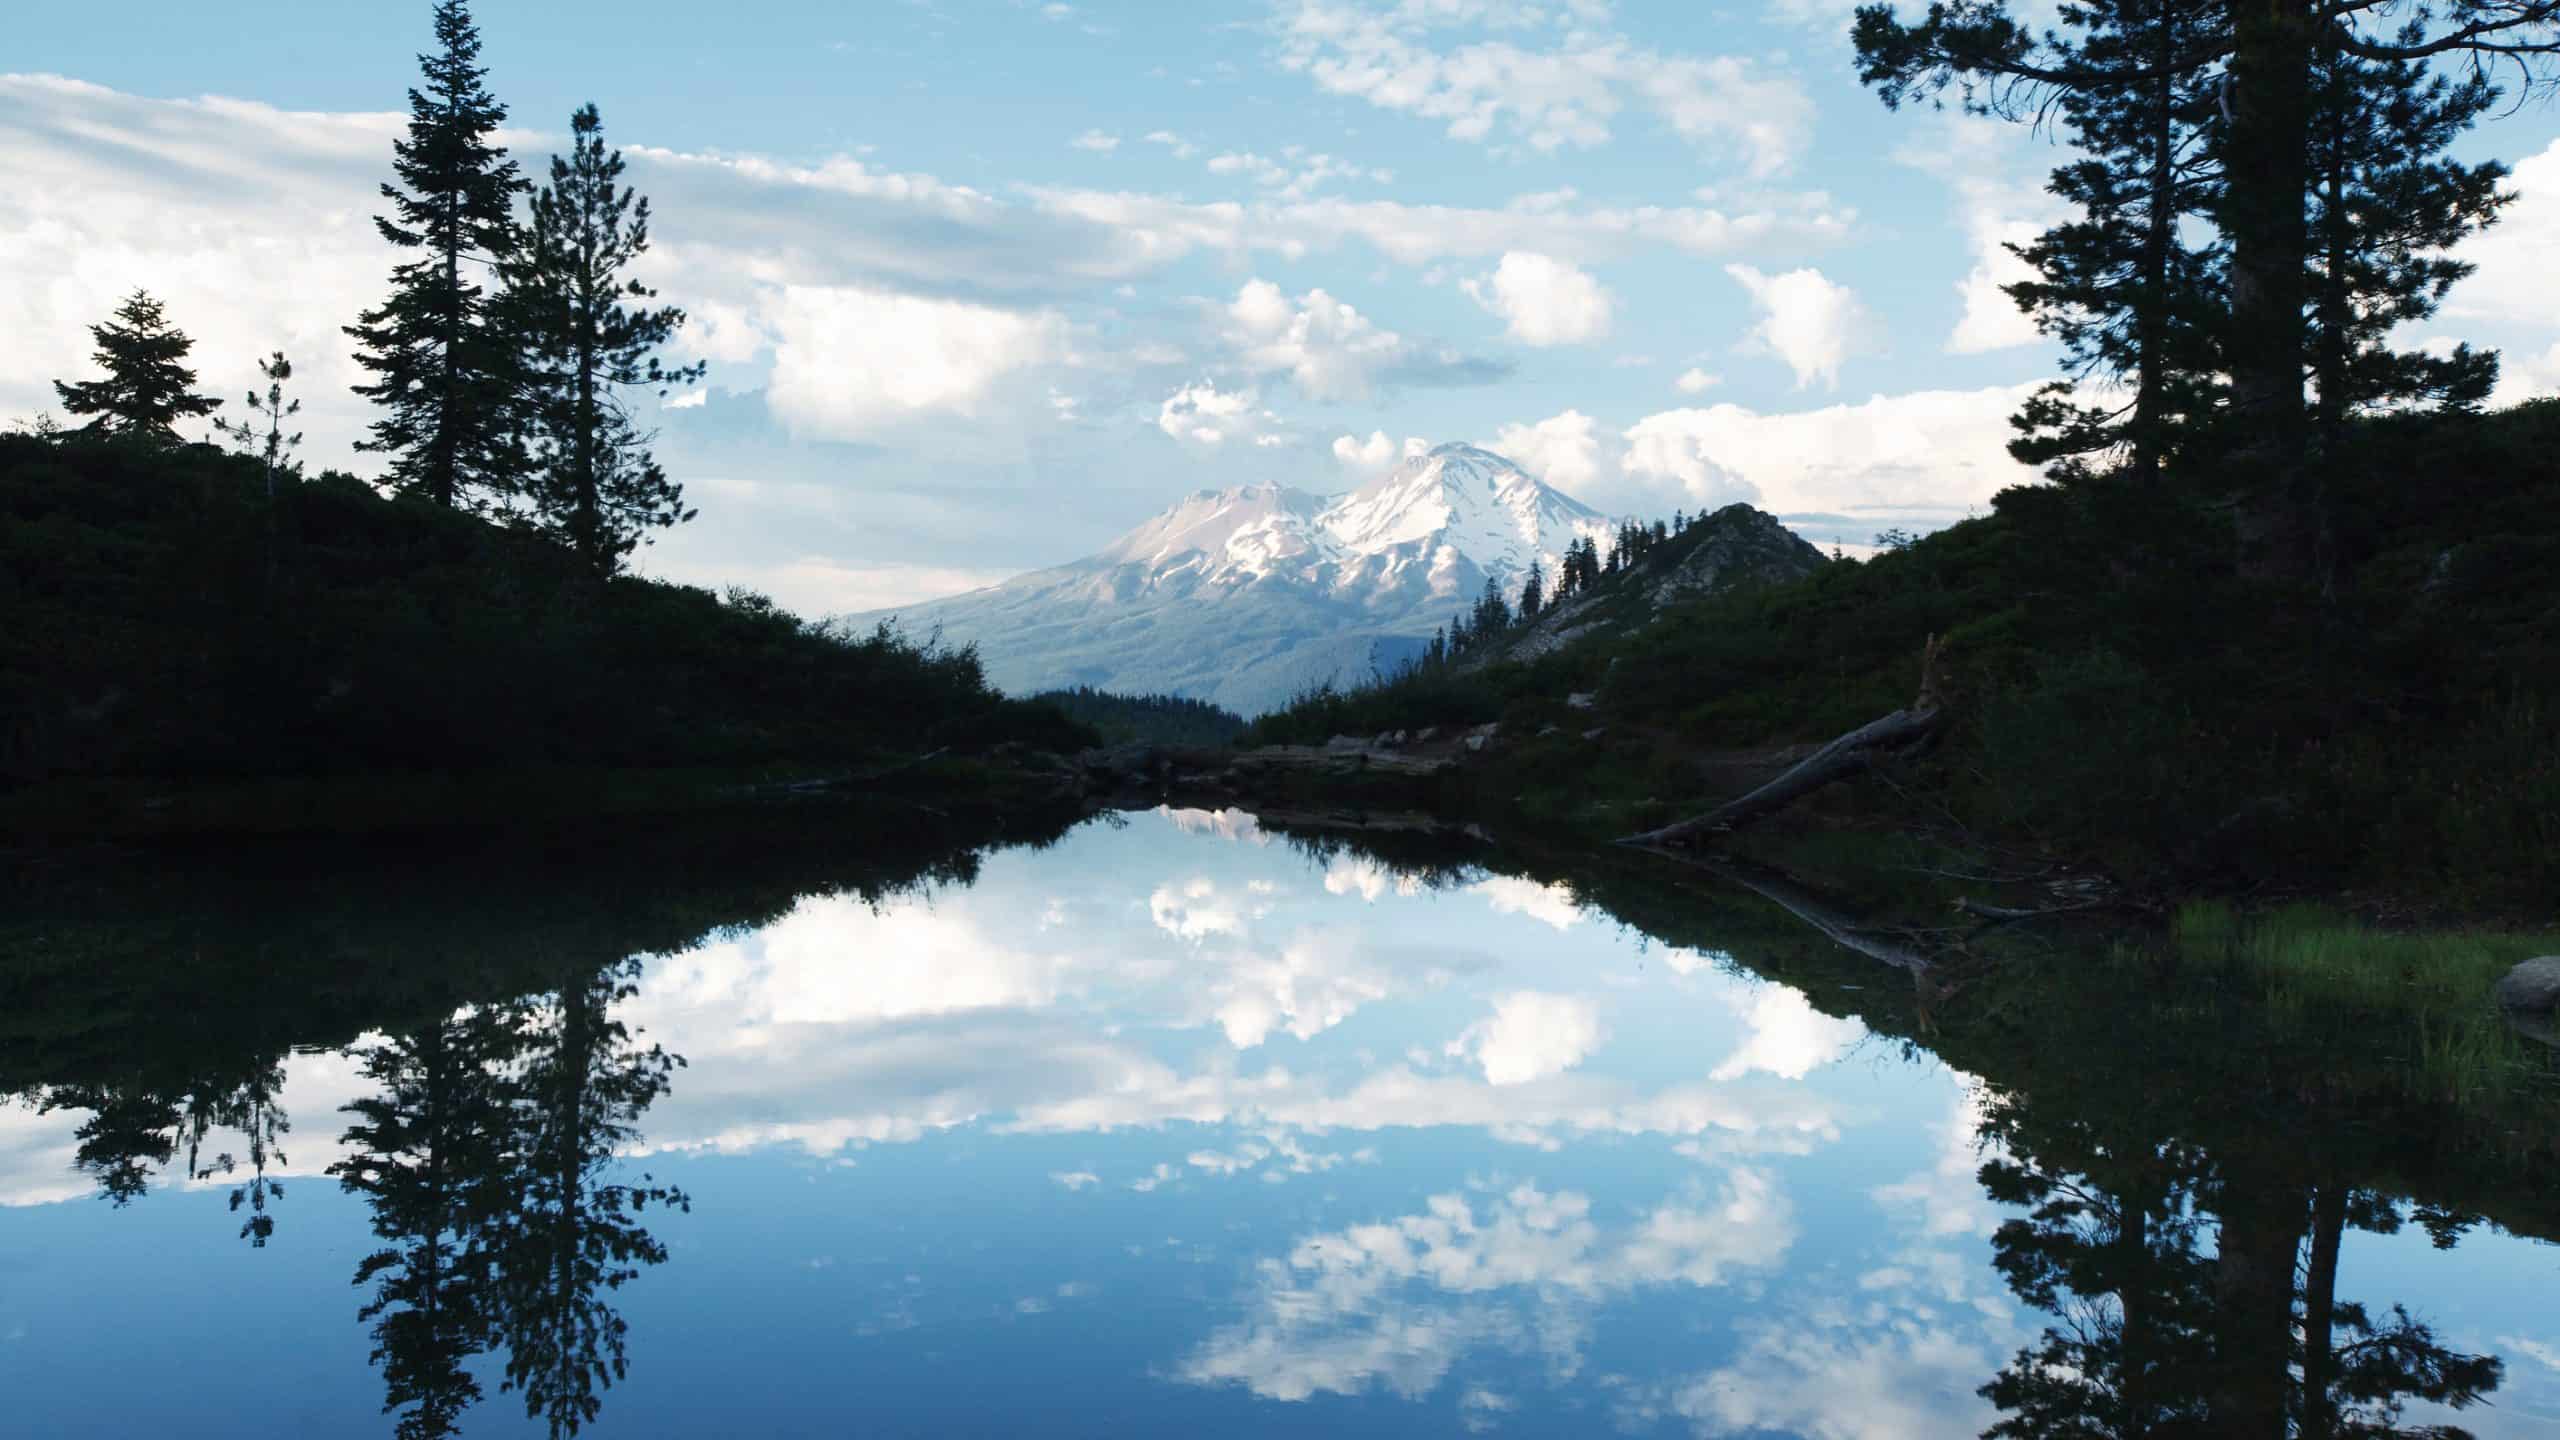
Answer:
[331, 958, 686, 1439]
[1974, 1066, 2502, 1437]
[334, 1010, 519, 1439]
[485, 958, 688, 1437]
[26, 963, 686, 1439]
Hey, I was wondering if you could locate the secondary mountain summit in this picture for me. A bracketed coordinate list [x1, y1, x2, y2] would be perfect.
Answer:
[858, 443, 1634, 713]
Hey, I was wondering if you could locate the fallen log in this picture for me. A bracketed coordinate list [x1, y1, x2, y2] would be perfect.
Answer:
[1617, 635, 1947, 847]
[1627, 847, 1936, 974]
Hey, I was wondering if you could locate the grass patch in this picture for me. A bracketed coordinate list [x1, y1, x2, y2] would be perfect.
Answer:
[2173, 901, 2560, 1106]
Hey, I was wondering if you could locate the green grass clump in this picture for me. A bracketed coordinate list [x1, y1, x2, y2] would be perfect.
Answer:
[2174, 902, 2560, 1106]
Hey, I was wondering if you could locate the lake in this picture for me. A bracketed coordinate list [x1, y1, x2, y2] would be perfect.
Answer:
[4, 806, 2557, 1437]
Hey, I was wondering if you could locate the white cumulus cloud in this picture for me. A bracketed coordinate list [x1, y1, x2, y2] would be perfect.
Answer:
[1725, 263, 1875, 390]
[1463, 250, 1615, 345]
[1710, 984, 1863, 1080]
[1226, 278, 1419, 402]
[1617, 384, 2045, 537]
[763, 285, 1066, 440]
[1487, 409, 1606, 493]
[1274, 1, 1812, 175]
[1450, 991, 1606, 1085]
[1332, 430, 1431, 472]
[1157, 380, 1285, 448]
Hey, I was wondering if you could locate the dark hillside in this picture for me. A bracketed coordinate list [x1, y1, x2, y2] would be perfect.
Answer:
[1251, 403, 2560, 908]
[1, 435, 1090, 792]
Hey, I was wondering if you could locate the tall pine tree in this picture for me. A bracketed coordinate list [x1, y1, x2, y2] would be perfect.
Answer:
[1855, 0, 2560, 574]
[503, 104, 703, 575]
[52, 290, 221, 443]
[2303, 41, 2509, 439]
[2003, 0, 2227, 482]
[347, 0, 525, 512]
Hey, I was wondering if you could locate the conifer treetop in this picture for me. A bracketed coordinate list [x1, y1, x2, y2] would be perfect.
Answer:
[51, 289, 222, 443]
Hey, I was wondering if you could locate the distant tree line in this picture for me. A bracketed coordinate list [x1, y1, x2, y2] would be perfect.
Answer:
[1030, 687, 1249, 747]
[28, 0, 701, 579]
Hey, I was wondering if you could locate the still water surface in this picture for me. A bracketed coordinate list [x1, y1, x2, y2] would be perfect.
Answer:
[4, 808, 2557, 1436]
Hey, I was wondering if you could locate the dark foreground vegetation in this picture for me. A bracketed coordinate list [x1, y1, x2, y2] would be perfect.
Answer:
[1253, 0, 2560, 915]
[0, 1, 1097, 835]
[1, 434, 1089, 829]
[1253, 400, 2560, 911]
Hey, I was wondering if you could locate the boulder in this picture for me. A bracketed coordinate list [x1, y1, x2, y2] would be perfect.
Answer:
[1326, 734, 1366, 752]
[2495, 956, 2560, 1012]
[1463, 734, 1490, 754]
[1415, 727, 1439, 743]
[1567, 692, 1597, 711]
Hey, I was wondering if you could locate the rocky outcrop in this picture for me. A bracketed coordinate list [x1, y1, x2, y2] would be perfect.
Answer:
[1464, 502, 1827, 671]
[1642, 503, 1831, 607]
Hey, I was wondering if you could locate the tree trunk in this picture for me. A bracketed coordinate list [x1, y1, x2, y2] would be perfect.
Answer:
[2225, 0, 2316, 578]
[2208, 1177, 2308, 1434]
[2299, 1183, 2349, 1440]
[436, 89, 463, 512]
[2118, 1170, 2154, 1438]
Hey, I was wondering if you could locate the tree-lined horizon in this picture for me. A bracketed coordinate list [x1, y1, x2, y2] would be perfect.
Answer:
[37, 0, 702, 580]
[29, 0, 2560, 600]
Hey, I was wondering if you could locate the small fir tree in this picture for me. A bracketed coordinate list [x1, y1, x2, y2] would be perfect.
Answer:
[1471, 576, 1511, 636]
[52, 290, 222, 443]
[213, 351, 306, 498]
[503, 104, 704, 575]
[1519, 560, 1545, 621]
[346, 0, 526, 511]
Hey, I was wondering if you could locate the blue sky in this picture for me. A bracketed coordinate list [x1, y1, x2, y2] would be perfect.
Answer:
[8, 0, 2560, 613]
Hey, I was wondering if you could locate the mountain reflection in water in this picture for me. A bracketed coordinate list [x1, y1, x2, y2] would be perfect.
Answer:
[2, 806, 2554, 1438]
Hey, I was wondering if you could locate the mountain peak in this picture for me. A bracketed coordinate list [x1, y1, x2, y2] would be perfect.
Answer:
[1322, 440, 1602, 565]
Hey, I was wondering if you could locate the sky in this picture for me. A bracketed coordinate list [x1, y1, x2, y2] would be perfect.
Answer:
[8, 0, 2560, 616]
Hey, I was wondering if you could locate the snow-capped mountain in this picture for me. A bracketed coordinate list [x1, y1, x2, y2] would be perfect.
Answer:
[851, 443, 1617, 715]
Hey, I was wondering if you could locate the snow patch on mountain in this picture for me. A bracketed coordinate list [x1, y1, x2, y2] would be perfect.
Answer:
[849, 443, 1623, 714]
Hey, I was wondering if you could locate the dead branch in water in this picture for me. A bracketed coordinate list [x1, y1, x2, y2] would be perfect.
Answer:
[1617, 635, 1949, 847]
[1951, 896, 2114, 922]
[1630, 846, 1936, 975]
